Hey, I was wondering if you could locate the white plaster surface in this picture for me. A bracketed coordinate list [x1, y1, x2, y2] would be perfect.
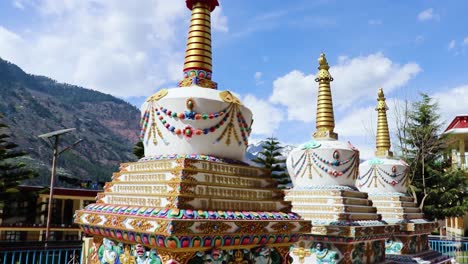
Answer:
[141, 86, 253, 161]
[287, 138, 359, 188]
[357, 157, 408, 194]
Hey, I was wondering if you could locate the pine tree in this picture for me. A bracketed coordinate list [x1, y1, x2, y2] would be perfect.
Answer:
[0, 113, 37, 219]
[424, 168, 468, 219]
[400, 94, 446, 214]
[133, 141, 144, 159]
[252, 137, 291, 189]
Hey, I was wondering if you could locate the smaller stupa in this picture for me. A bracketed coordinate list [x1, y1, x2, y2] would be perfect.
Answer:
[357, 88, 450, 264]
[286, 54, 396, 264]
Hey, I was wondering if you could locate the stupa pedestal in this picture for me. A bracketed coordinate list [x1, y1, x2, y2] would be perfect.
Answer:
[285, 54, 395, 264]
[356, 88, 450, 264]
[74, 0, 311, 262]
[358, 163, 450, 264]
[76, 157, 309, 263]
[286, 140, 396, 264]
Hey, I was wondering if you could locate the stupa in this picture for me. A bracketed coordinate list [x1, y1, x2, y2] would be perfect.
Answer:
[357, 88, 450, 264]
[74, 1, 310, 263]
[285, 54, 396, 264]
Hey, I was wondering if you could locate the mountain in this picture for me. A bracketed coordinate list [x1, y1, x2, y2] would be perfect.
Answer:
[0, 58, 140, 187]
[245, 140, 296, 164]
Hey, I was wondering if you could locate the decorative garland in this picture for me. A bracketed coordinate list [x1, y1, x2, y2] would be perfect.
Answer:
[358, 164, 407, 188]
[139, 154, 248, 166]
[139, 99, 252, 146]
[292, 149, 358, 179]
[140, 104, 168, 145]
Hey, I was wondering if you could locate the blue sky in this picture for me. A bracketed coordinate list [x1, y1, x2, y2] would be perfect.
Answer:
[1, 0, 467, 159]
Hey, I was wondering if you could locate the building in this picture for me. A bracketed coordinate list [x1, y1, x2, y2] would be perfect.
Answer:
[443, 115, 468, 237]
[0, 186, 99, 241]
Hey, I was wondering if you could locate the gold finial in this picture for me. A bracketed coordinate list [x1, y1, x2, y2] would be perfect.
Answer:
[313, 53, 337, 140]
[375, 88, 393, 157]
[178, 0, 219, 89]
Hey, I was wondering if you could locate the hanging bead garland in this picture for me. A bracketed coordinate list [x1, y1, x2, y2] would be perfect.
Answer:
[156, 103, 231, 121]
[215, 105, 241, 145]
[376, 166, 406, 186]
[292, 150, 313, 178]
[145, 102, 251, 146]
[139, 102, 168, 145]
[357, 165, 407, 188]
[311, 151, 354, 166]
[357, 166, 374, 187]
[310, 150, 358, 178]
[139, 106, 151, 141]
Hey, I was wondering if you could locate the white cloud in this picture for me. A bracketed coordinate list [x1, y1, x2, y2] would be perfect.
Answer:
[243, 94, 284, 136]
[0, 1, 228, 98]
[433, 85, 468, 125]
[211, 7, 229, 32]
[463, 37, 468, 45]
[12, 0, 25, 9]
[269, 70, 317, 122]
[415, 35, 424, 44]
[254, 71, 264, 86]
[448, 40, 456, 50]
[368, 19, 382, 25]
[270, 53, 421, 122]
[357, 144, 376, 160]
[417, 8, 440, 22]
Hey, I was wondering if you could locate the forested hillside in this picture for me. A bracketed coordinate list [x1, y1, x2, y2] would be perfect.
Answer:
[0, 58, 140, 187]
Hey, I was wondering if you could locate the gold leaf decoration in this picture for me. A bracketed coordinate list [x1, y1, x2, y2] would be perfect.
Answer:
[219, 91, 242, 105]
[146, 89, 168, 102]
[128, 219, 154, 232]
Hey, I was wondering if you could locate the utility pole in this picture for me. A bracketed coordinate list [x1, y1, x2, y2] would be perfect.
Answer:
[38, 128, 82, 247]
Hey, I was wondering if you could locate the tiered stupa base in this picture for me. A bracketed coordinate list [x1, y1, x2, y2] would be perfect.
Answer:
[286, 186, 397, 263]
[368, 194, 451, 264]
[75, 157, 310, 264]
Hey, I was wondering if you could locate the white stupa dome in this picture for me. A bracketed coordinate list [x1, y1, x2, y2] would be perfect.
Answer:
[287, 138, 359, 188]
[140, 86, 252, 162]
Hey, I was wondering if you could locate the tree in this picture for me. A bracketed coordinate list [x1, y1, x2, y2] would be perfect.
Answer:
[0, 113, 37, 219]
[424, 168, 468, 219]
[252, 137, 291, 189]
[133, 141, 144, 159]
[400, 94, 446, 211]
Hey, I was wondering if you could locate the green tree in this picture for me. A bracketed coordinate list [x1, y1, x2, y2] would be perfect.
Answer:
[133, 141, 144, 159]
[424, 168, 468, 219]
[0, 113, 37, 218]
[400, 94, 446, 213]
[252, 137, 291, 189]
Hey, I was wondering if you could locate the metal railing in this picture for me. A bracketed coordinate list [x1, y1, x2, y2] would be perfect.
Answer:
[430, 236, 468, 263]
[0, 240, 82, 264]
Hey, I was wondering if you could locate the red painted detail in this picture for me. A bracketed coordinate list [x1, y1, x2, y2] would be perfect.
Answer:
[186, 0, 219, 12]
[445, 115, 468, 132]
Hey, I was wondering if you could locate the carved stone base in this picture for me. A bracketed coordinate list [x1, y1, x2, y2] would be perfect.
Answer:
[385, 234, 451, 263]
[156, 249, 195, 264]
[290, 236, 387, 264]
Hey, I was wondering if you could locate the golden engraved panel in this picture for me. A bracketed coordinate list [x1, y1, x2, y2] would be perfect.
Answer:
[103, 215, 126, 229]
[196, 221, 231, 234]
[128, 219, 154, 232]
[236, 222, 268, 234]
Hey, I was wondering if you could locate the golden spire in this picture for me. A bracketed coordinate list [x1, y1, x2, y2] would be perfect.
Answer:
[375, 88, 393, 157]
[313, 53, 338, 140]
[178, 0, 218, 89]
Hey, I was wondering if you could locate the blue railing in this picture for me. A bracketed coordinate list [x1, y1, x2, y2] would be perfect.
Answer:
[0, 241, 82, 264]
[430, 236, 468, 263]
